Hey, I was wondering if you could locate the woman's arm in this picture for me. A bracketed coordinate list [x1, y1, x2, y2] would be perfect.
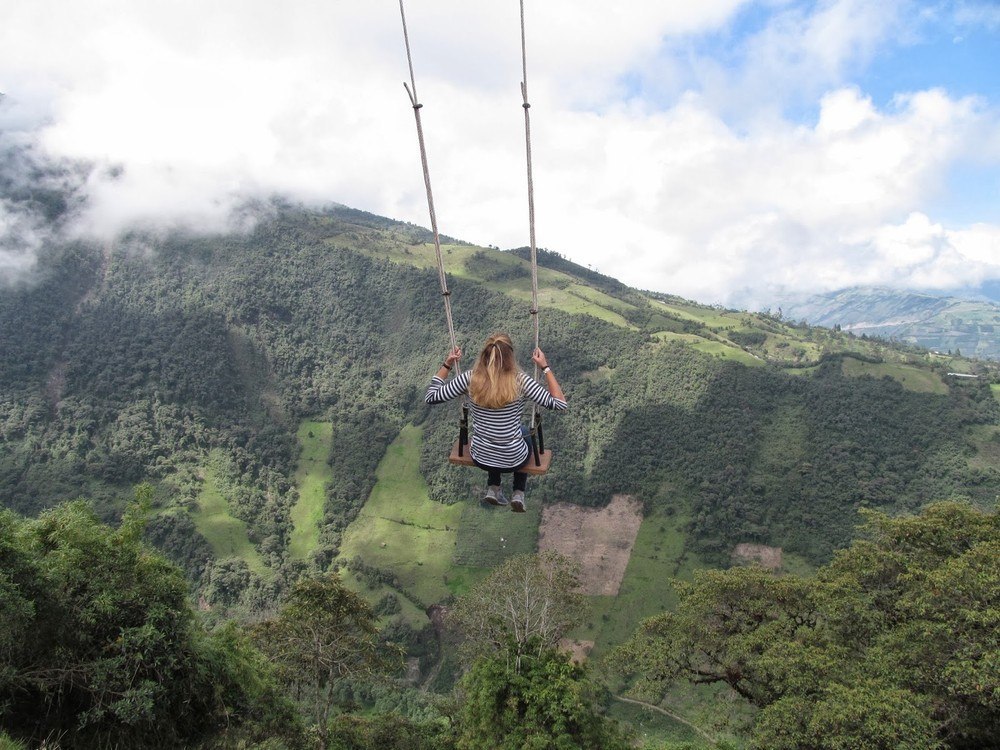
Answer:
[425, 347, 469, 404]
[526, 347, 567, 409]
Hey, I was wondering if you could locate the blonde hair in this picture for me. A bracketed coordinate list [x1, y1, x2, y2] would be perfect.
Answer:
[469, 333, 521, 409]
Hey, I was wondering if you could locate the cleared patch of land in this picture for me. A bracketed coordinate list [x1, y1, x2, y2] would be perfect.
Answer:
[192, 457, 269, 577]
[732, 543, 783, 570]
[538, 494, 643, 596]
[289, 420, 333, 559]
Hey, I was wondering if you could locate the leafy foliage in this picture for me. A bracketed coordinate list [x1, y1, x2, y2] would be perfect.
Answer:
[456, 643, 631, 750]
[613, 501, 1000, 749]
[0, 494, 295, 748]
[252, 573, 402, 747]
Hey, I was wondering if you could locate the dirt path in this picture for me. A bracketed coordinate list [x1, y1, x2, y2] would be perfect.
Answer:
[613, 695, 717, 745]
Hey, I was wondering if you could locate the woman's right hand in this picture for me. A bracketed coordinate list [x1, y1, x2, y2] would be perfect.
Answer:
[445, 346, 462, 367]
[531, 347, 549, 369]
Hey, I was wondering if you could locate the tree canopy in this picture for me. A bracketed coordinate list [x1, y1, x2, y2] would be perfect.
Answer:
[612, 501, 1000, 749]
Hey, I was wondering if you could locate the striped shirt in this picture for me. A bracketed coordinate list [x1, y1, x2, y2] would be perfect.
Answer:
[425, 370, 568, 469]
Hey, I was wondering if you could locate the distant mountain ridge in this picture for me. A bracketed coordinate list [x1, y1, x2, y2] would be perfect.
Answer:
[779, 286, 1000, 359]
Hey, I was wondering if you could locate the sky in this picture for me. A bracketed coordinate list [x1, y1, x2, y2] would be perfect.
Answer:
[1, 0, 999, 308]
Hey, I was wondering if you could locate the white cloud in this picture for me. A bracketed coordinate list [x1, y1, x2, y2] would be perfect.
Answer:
[1, 0, 999, 305]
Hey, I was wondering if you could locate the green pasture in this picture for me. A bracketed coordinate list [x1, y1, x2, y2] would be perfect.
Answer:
[753, 403, 809, 480]
[615, 681, 753, 749]
[337, 424, 464, 607]
[991, 383, 1000, 405]
[841, 358, 947, 394]
[690, 339, 766, 367]
[654, 300, 736, 329]
[288, 420, 333, 559]
[452, 497, 541, 570]
[608, 699, 709, 748]
[651, 331, 705, 345]
[192, 457, 269, 578]
[506, 282, 633, 327]
[363, 238, 640, 328]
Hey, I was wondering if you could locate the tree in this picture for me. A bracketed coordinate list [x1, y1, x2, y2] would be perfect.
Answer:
[0, 496, 295, 748]
[613, 502, 1000, 749]
[448, 551, 586, 667]
[456, 643, 631, 750]
[252, 573, 402, 747]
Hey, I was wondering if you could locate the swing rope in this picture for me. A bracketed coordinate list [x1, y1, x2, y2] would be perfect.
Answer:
[520, 0, 540, 357]
[399, 0, 548, 466]
[519, 0, 546, 460]
[398, 0, 460, 369]
[399, 0, 473, 457]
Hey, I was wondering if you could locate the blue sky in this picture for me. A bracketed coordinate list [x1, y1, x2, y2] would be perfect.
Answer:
[1, 0, 999, 307]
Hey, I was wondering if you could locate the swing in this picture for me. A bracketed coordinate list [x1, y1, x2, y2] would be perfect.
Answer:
[400, 0, 554, 475]
[447, 407, 552, 475]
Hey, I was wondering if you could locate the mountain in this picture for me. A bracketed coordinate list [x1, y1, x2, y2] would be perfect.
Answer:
[3, 202, 1000, 742]
[778, 286, 1000, 359]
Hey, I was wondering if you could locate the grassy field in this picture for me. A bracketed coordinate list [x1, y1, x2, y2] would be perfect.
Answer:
[654, 300, 736, 329]
[453, 497, 541, 569]
[289, 420, 333, 559]
[992, 383, 1000, 405]
[841, 358, 948, 393]
[337, 424, 465, 607]
[608, 698, 710, 748]
[192, 456, 269, 577]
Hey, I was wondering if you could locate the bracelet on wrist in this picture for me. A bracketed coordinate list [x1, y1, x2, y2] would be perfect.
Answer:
[542, 366, 551, 374]
[442, 362, 452, 371]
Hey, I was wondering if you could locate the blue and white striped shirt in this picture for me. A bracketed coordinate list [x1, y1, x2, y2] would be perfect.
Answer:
[426, 370, 567, 469]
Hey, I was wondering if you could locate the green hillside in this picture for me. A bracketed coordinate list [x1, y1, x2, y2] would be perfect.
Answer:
[3, 203, 1000, 746]
[3, 204, 999, 567]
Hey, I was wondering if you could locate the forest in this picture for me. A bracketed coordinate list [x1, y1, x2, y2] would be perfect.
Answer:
[1, 201, 999, 747]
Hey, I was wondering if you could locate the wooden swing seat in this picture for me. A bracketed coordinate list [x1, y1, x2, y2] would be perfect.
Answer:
[448, 440, 552, 476]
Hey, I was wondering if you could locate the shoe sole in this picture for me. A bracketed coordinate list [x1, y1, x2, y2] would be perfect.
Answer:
[510, 500, 525, 513]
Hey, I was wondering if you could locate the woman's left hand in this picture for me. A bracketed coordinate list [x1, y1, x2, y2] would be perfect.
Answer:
[445, 346, 462, 367]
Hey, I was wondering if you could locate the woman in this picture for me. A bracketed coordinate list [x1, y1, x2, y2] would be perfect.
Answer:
[425, 333, 567, 512]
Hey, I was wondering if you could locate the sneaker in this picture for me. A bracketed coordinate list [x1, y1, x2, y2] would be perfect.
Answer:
[510, 491, 526, 513]
[484, 486, 509, 506]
